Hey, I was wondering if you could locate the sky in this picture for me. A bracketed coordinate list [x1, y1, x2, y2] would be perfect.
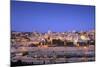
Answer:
[11, 1, 95, 32]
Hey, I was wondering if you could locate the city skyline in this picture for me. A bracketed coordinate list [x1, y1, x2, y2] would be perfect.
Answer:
[11, 1, 95, 32]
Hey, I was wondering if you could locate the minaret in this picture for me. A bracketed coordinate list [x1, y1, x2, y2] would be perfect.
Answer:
[47, 29, 53, 45]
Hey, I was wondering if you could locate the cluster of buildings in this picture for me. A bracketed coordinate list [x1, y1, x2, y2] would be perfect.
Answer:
[11, 30, 95, 47]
